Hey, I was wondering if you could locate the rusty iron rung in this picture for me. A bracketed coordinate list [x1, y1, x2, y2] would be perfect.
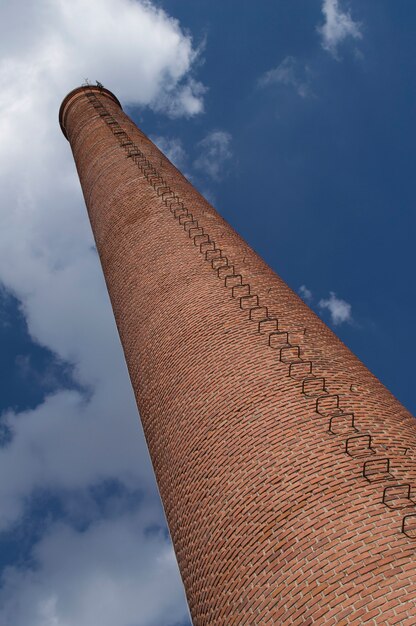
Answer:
[279, 345, 301, 363]
[156, 186, 171, 196]
[302, 376, 327, 398]
[249, 306, 268, 321]
[183, 220, 198, 231]
[171, 202, 185, 212]
[288, 360, 313, 378]
[232, 284, 250, 298]
[258, 318, 278, 333]
[217, 264, 234, 278]
[157, 189, 173, 195]
[268, 331, 289, 348]
[225, 274, 243, 288]
[179, 213, 193, 225]
[402, 514, 416, 537]
[328, 412, 358, 435]
[211, 256, 228, 270]
[383, 484, 413, 509]
[205, 249, 223, 262]
[315, 394, 342, 416]
[345, 434, 375, 457]
[169, 196, 182, 207]
[174, 208, 188, 218]
[194, 233, 209, 243]
[200, 240, 215, 253]
[240, 295, 259, 310]
[363, 458, 394, 482]
[189, 226, 203, 235]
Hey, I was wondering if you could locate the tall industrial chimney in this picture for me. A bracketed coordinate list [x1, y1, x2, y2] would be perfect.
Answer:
[59, 85, 416, 624]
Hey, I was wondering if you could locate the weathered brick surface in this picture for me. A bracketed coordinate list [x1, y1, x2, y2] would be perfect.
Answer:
[60, 86, 416, 625]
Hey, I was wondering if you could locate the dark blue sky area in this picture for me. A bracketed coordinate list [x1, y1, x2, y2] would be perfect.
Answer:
[0, 288, 76, 415]
[140, 0, 415, 414]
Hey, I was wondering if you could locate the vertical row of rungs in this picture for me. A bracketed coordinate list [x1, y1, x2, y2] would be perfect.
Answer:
[315, 390, 416, 536]
[86, 89, 416, 539]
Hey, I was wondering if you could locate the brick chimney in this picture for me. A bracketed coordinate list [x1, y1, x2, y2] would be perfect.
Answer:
[59, 85, 416, 624]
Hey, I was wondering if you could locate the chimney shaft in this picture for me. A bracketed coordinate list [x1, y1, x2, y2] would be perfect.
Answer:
[60, 85, 416, 624]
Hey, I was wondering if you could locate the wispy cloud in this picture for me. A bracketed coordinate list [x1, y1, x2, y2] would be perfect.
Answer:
[151, 135, 187, 171]
[258, 56, 312, 98]
[0, 500, 189, 626]
[298, 285, 313, 303]
[194, 130, 233, 181]
[317, 0, 362, 59]
[319, 291, 353, 325]
[298, 285, 353, 326]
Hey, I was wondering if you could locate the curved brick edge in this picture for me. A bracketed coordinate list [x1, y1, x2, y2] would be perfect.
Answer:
[59, 85, 122, 140]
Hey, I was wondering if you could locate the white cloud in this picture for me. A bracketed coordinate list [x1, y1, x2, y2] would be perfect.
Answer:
[151, 135, 187, 170]
[319, 291, 352, 325]
[194, 130, 233, 181]
[318, 0, 362, 59]
[0, 384, 155, 530]
[0, 0, 203, 620]
[299, 285, 313, 303]
[0, 0, 204, 520]
[153, 78, 206, 118]
[0, 506, 189, 626]
[259, 56, 311, 98]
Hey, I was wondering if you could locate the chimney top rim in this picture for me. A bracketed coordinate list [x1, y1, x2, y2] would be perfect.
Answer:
[59, 85, 122, 139]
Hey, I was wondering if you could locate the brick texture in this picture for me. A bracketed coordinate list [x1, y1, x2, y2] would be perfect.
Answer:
[60, 85, 416, 625]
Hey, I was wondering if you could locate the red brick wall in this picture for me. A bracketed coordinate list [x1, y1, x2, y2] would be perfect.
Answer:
[60, 86, 416, 625]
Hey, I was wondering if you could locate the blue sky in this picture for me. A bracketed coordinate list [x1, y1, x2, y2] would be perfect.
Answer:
[0, 0, 414, 624]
